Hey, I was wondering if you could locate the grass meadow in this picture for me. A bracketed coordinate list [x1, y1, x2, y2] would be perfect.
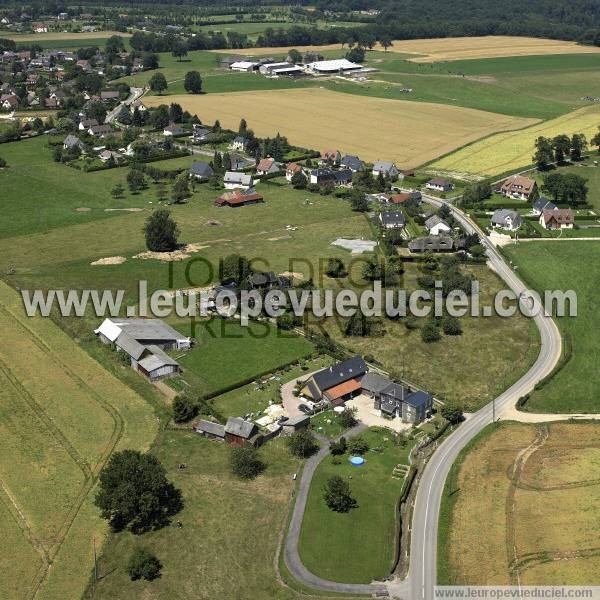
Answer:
[0, 280, 158, 600]
[85, 432, 313, 600]
[503, 241, 600, 413]
[438, 421, 600, 585]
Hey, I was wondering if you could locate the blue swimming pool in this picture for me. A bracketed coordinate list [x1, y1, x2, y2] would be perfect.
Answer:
[349, 456, 365, 466]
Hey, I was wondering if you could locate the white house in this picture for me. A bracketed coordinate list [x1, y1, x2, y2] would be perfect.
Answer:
[372, 160, 400, 179]
[426, 177, 455, 193]
[425, 215, 451, 235]
[224, 171, 253, 190]
[230, 136, 250, 152]
[490, 209, 522, 231]
[539, 208, 574, 230]
[256, 157, 280, 175]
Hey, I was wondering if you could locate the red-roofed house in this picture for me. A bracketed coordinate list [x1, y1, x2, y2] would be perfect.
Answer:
[215, 189, 264, 208]
[256, 157, 280, 175]
[321, 149, 341, 164]
[500, 175, 537, 200]
[285, 162, 303, 181]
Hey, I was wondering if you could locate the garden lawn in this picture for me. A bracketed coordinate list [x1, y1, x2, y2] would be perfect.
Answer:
[503, 241, 600, 413]
[298, 427, 412, 583]
[171, 318, 314, 397]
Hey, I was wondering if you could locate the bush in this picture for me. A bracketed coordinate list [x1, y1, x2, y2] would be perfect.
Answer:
[347, 436, 369, 455]
[421, 321, 441, 343]
[286, 429, 319, 458]
[230, 446, 265, 479]
[441, 402, 464, 424]
[442, 316, 462, 336]
[329, 436, 347, 456]
[172, 394, 198, 423]
[127, 547, 162, 581]
[323, 475, 357, 512]
[337, 407, 358, 429]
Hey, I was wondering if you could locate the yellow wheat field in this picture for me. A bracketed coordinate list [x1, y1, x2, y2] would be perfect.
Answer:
[222, 36, 600, 63]
[382, 36, 600, 62]
[145, 88, 536, 168]
[432, 104, 600, 176]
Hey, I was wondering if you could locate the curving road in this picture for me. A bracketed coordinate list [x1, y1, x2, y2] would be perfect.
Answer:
[283, 195, 563, 599]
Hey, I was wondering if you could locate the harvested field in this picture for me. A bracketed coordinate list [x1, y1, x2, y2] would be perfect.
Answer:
[0, 281, 157, 600]
[439, 421, 600, 586]
[432, 104, 600, 176]
[381, 36, 600, 62]
[145, 88, 537, 167]
[225, 36, 600, 63]
[5, 31, 131, 42]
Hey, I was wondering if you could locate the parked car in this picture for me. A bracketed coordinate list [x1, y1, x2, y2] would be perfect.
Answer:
[297, 404, 314, 415]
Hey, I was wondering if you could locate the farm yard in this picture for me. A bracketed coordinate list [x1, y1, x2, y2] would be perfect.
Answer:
[439, 421, 600, 585]
[144, 88, 537, 167]
[503, 242, 600, 414]
[0, 281, 158, 600]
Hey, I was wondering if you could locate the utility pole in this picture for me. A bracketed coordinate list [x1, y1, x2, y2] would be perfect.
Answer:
[93, 537, 98, 582]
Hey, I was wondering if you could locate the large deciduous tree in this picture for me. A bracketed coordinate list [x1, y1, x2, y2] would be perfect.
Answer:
[144, 208, 180, 251]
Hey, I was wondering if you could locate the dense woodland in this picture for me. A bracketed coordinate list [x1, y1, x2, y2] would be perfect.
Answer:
[2, 0, 600, 46]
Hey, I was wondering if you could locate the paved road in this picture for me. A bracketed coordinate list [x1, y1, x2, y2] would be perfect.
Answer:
[105, 87, 145, 124]
[282, 194, 563, 599]
[405, 195, 562, 600]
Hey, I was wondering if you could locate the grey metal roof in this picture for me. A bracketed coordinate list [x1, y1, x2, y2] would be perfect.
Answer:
[284, 415, 310, 427]
[360, 372, 392, 394]
[110, 318, 187, 342]
[196, 420, 225, 437]
[63, 134, 83, 148]
[115, 332, 146, 360]
[224, 171, 252, 185]
[137, 345, 180, 372]
[312, 356, 368, 393]
[225, 417, 256, 439]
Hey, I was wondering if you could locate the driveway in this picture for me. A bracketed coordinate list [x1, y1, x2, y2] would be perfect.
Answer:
[280, 369, 320, 418]
[346, 394, 413, 433]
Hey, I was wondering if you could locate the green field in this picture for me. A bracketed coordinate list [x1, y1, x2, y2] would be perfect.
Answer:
[123, 49, 600, 123]
[317, 262, 539, 410]
[0, 280, 158, 600]
[86, 431, 311, 600]
[298, 427, 413, 583]
[503, 241, 600, 413]
[171, 318, 314, 396]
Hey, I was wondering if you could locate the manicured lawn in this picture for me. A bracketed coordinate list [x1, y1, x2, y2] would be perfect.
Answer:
[86, 431, 306, 600]
[171, 318, 315, 397]
[503, 241, 600, 413]
[310, 409, 356, 439]
[298, 427, 413, 583]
